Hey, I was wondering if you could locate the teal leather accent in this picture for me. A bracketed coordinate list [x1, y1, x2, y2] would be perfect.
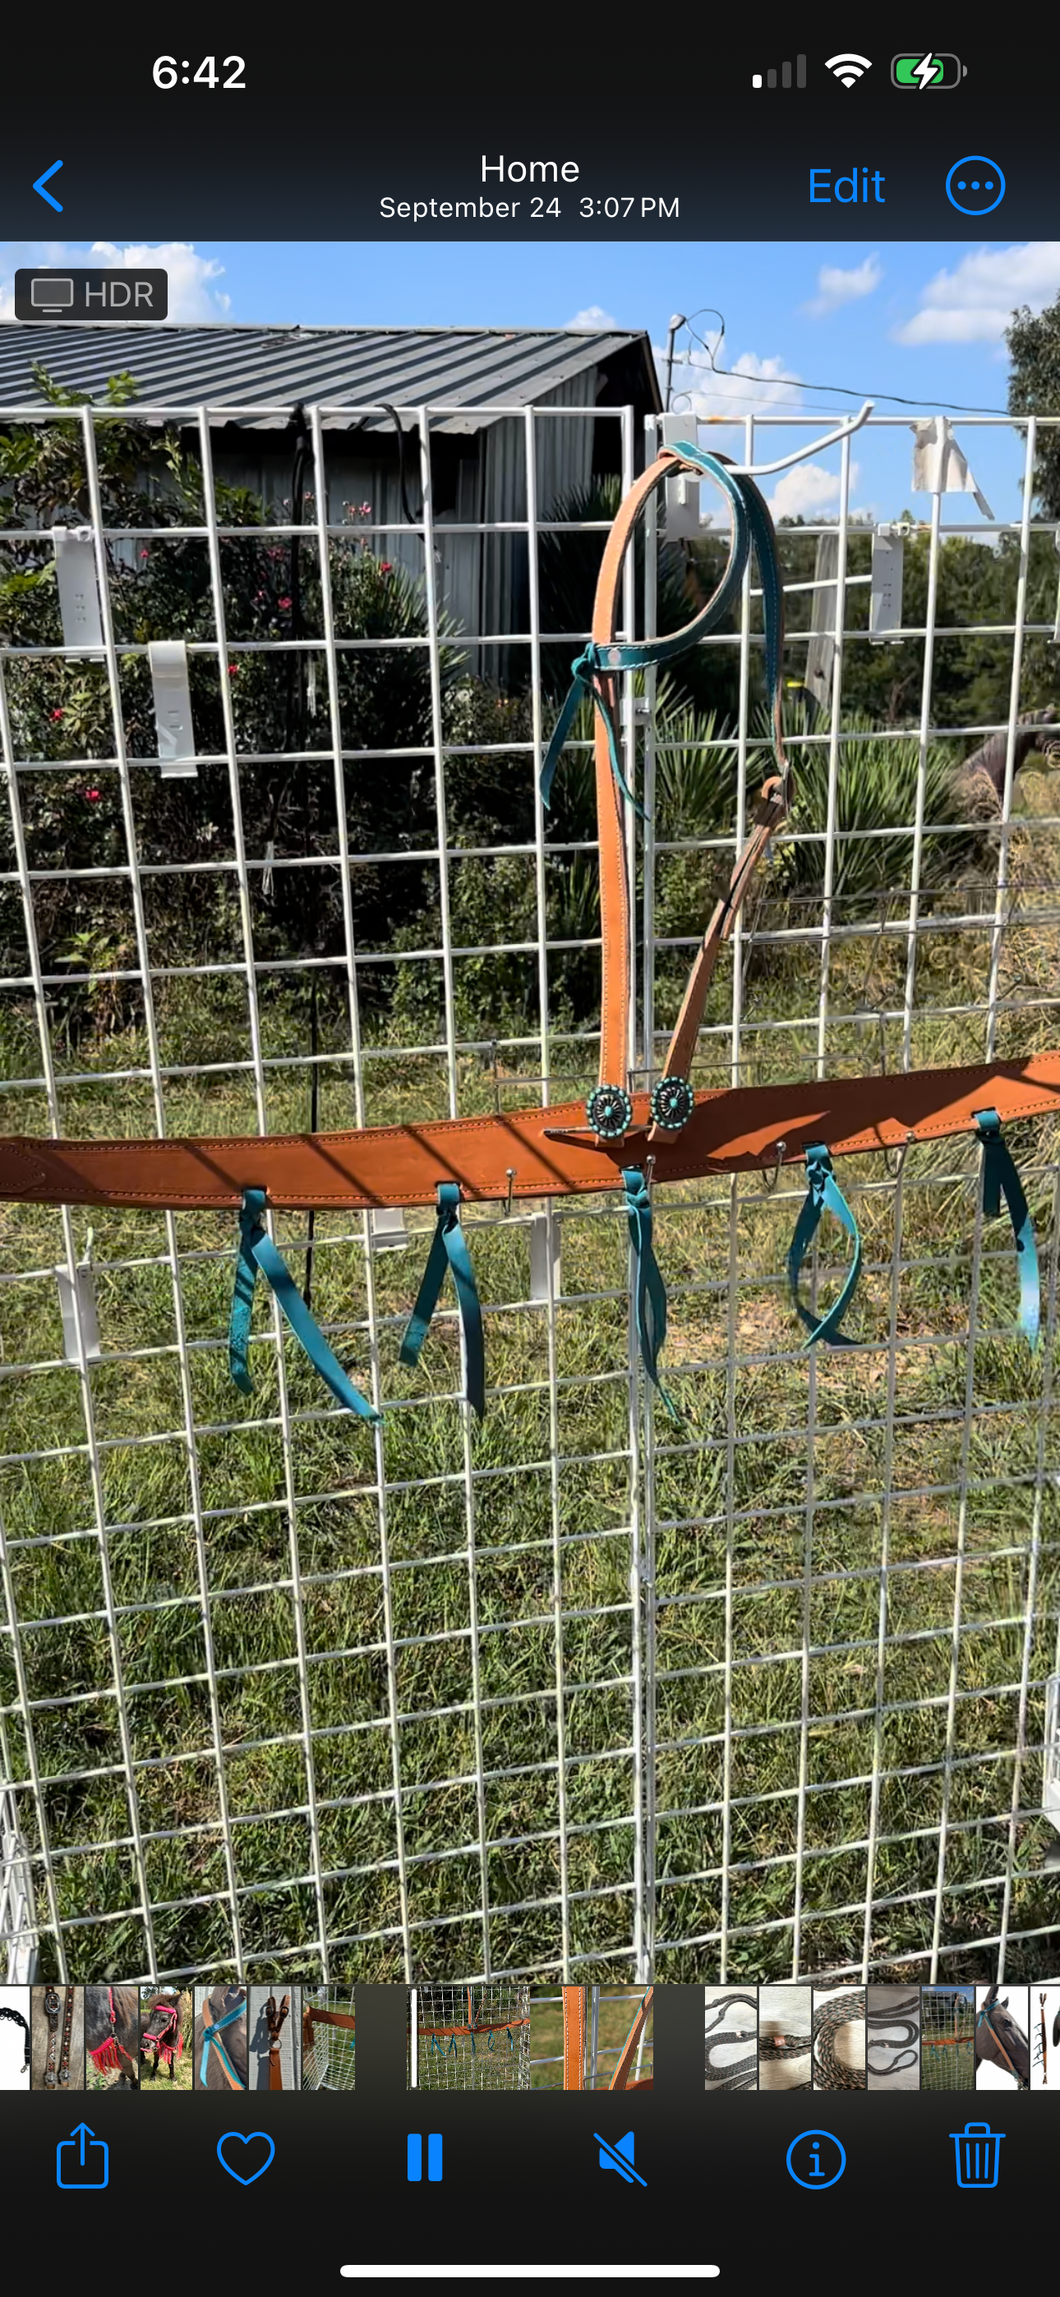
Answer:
[229, 1188, 380, 1423]
[540, 447, 784, 818]
[974, 1108, 1040, 1348]
[787, 1143, 862, 1347]
[622, 1167, 679, 1419]
[399, 1182, 486, 1419]
[199, 2000, 244, 2088]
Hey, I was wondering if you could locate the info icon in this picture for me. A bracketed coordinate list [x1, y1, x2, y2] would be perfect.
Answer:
[786, 2129, 847, 2189]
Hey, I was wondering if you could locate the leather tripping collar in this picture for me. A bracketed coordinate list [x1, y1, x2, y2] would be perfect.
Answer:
[0, 445, 1051, 1418]
[419, 1987, 530, 2057]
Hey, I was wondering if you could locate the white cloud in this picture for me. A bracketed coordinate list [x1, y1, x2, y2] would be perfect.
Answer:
[664, 342, 804, 424]
[567, 303, 618, 330]
[766, 459, 864, 521]
[804, 255, 882, 317]
[88, 242, 230, 320]
[0, 241, 230, 323]
[894, 240, 1060, 346]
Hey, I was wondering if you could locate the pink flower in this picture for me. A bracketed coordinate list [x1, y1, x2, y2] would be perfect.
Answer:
[84, 787, 101, 802]
[277, 596, 292, 610]
[228, 664, 239, 677]
[51, 708, 64, 721]
[380, 562, 393, 574]
[360, 502, 372, 516]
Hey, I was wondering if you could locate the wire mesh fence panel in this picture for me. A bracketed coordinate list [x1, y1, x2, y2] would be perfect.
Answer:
[0, 384, 1058, 1989]
[411, 1981, 530, 2090]
[302, 1986, 356, 2090]
[921, 1986, 976, 2090]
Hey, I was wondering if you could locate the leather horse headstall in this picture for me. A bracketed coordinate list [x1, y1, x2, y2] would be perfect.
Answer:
[0, 444, 1048, 1417]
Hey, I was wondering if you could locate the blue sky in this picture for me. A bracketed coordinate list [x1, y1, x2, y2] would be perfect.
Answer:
[2, 236, 1059, 522]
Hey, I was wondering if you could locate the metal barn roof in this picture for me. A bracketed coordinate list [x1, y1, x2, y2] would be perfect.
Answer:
[0, 323, 660, 433]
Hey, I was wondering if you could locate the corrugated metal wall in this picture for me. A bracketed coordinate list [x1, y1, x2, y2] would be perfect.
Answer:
[211, 373, 598, 682]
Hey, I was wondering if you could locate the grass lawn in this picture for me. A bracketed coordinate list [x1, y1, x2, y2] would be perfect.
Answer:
[2, 803, 1059, 1986]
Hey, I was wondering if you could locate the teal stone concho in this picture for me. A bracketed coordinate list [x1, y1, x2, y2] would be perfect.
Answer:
[586, 1084, 634, 1140]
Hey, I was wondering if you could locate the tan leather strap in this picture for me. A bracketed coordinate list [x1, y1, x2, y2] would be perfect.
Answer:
[609, 1987, 653, 2091]
[563, 1986, 587, 2090]
[586, 449, 746, 1095]
[304, 2008, 356, 2033]
[650, 464, 789, 1138]
[4, 1054, 1058, 1209]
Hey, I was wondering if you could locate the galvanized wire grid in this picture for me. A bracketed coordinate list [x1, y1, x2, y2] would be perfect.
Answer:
[302, 1983, 356, 2090]
[410, 1980, 530, 2089]
[921, 1984, 976, 2090]
[0, 395, 1058, 1988]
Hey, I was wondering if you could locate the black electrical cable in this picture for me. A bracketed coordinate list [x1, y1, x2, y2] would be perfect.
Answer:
[379, 402, 418, 525]
[669, 305, 1013, 420]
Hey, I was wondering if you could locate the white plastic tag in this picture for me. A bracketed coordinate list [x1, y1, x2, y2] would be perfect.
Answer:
[662, 413, 701, 539]
[56, 1257, 101, 1363]
[370, 1207, 408, 1249]
[870, 528, 905, 641]
[529, 1211, 561, 1304]
[53, 528, 103, 651]
[149, 640, 198, 776]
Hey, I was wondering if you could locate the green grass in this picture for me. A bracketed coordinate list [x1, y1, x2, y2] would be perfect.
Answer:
[2, 809, 1059, 1986]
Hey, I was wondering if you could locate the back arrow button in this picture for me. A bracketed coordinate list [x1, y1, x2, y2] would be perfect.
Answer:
[33, 161, 64, 212]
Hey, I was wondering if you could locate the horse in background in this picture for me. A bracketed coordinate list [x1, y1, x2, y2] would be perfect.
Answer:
[976, 1983, 1030, 2089]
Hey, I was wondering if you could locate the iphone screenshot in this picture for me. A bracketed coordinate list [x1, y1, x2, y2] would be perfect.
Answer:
[1, 24, 1058, 2287]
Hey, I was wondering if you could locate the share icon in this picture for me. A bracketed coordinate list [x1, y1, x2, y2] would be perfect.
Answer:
[595, 2131, 646, 2186]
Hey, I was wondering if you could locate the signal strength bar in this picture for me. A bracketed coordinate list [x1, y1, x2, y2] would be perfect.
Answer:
[752, 56, 806, 89]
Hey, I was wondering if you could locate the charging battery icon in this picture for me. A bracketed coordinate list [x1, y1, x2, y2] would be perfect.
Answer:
[892, 53, 966, 88]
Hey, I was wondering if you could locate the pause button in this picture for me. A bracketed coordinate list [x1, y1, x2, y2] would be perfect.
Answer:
[407, 2133, 443, 2182]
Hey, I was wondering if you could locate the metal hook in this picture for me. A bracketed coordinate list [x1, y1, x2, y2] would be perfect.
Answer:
[763, 1139, 787, 1193]
[882, 1127, 916, 1181]
[504, 1167, 515, 1217]
[645, 1154, 656, 1193]
[724, 401, 874, 480]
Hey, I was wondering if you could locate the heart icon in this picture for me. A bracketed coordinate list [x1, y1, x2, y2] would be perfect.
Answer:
[216, 2131, 276, 2185]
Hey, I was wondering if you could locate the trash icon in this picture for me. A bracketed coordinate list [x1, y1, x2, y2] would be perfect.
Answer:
[951, 2121, 1004, 2189]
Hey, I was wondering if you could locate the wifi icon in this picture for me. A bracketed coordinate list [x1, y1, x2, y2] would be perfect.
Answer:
[825, 52, 873, 86]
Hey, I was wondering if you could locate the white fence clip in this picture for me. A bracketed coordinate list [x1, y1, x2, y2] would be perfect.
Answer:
[870, 525, 906, 644]
[56, 1229, 101, 1364]
[661, 412, 701, 539]
[528, 1211, 560, 1304]
[148, 639, 198, 776]
[370, 1207, 408, 1249]
[53, 526, 103, 651]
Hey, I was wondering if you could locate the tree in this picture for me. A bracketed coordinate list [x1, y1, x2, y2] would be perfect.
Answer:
[1008, 294, 1060, 517]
